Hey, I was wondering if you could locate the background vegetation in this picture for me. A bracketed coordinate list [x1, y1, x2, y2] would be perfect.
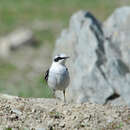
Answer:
[0, 0, 129, 98]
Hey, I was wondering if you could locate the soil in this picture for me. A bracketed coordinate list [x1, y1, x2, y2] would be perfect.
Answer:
[0, 94, 130, 130]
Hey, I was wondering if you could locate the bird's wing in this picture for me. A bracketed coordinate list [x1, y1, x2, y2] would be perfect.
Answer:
[44, 69, 49, 82]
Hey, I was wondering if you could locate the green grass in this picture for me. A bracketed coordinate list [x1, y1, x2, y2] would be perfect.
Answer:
[0, 62, 16, 79]
[0, 61, 53, 98]
[0, 61, 16, 92]
[16, 76, 53, 98]
[0, 0, 126, 98]
[0, 0, 121, 46]
[34, 29, 56, 46]
[0, 58, 53, 98]
[0, 0, 119, 39]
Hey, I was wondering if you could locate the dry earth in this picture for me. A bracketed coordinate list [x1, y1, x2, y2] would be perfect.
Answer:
[0, 94, 130, 130]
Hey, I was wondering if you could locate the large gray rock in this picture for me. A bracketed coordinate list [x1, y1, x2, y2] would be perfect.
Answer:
[53, 7, 130, 106]
[54, 11, 114, 104]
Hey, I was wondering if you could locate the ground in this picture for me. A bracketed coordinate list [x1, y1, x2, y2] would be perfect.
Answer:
[0, 94, 130, 129]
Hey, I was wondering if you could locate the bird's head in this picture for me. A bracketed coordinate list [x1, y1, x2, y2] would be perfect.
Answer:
[53, 54, 69, 65]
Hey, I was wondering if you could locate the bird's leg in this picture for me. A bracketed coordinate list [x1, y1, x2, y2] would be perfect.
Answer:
[52, 89, 56, 98]
[52, 89, 60, 101]
[63, 90, 66, 103]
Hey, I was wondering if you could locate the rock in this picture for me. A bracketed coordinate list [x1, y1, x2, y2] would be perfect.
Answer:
[0, 28, 36, 57]
[0, 38, 10, 57]
[11, 109, 22, 115]
[104, 6, 130, 69]
[0, 94, 19, 99]
[35, 128, 46, 130]
[53, 7, 130, 106]
[103, 7, 130, 106]
[54, 11, 113, 104]
[108, 97, 127, 106]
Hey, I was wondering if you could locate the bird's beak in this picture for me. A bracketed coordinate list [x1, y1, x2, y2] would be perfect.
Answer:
[64, 56, 70, 59]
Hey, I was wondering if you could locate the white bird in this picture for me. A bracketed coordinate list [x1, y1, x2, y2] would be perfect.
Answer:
[44, 54, 70, 102]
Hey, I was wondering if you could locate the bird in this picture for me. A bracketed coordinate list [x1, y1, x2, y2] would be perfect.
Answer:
[44, 53, 70, 102]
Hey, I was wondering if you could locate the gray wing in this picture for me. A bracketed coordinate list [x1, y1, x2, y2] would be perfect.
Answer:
[44, 69, 49, 82]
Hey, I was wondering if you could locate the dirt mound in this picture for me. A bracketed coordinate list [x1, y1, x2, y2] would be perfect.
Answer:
[0, 94, 129, 129]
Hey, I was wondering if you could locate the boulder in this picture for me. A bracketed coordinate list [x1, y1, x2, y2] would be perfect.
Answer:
[0, 28, 36, 57]
[104, 6, 130, 69]
[103, 7, 130, 106]
[53, 7, 130, 106]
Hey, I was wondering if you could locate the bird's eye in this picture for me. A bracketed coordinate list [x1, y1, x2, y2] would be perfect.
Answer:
[54, 57, 61, 62]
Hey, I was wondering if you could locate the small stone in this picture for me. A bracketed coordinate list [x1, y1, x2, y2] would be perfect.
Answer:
[12, 109, 22, 115]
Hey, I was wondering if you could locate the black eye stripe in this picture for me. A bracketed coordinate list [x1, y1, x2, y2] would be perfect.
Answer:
[54, 57, 64, 62]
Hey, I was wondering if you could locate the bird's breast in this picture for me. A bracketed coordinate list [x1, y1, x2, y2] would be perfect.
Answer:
[48, 65, 70, 90]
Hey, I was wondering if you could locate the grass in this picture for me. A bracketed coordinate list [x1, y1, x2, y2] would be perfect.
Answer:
[0, 0, 128, 98]
[16, 76, 53, 98]
[0, 0, 123, 47]
[0, 62, 16, 79]
[0, 0, 119, 40]
[0, 60, 53, 98]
